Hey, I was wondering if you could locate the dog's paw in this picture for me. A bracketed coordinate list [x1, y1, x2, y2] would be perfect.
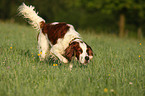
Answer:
[69, 64, 73, 71]
[63, 58, 68, 63]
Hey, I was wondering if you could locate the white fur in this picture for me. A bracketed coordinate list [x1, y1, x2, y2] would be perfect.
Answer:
[18, 3, 45, 30]
[79, 42, 88, 63]
[71, 39, 89, 64]
[51, 25, 80, 54]
[72, 39, 91, 63]
[89, 56, 93, 60]
[38, 31, 49, 60]
[37, 23, 80, 63]
[18, 3, 91, 64]
[48, 24, 80, 63]
[51, 22, 59, 25]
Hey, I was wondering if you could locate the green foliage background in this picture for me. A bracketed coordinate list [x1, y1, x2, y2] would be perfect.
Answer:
[0, 0, 145, 37]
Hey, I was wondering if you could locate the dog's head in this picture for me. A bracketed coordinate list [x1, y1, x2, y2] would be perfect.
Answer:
[65, 41, 93, 64]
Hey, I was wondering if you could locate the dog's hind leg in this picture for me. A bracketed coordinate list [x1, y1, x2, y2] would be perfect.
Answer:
[38, 32, 49, 61]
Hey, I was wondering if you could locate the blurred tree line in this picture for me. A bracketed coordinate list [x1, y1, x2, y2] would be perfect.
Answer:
[0, 0, 145, 38]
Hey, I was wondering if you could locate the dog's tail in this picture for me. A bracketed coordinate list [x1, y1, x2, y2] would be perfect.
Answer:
[18, 3, 45, 30]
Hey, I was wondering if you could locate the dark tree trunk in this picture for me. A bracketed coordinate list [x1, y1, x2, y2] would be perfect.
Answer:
[137, 27, 142, 39]
[119, 13, 125, 38]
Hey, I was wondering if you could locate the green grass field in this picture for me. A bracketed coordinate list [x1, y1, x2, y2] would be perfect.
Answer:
[0, 22, 144, 96]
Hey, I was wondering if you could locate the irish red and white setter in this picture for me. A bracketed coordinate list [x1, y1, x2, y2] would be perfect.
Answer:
[18, 3, 93, 64]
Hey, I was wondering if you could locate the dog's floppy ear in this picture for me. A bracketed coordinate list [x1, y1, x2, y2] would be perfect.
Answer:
[64, 43, 74, 61]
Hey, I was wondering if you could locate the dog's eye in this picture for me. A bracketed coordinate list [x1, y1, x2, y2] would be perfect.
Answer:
[78, 49, 82, 53]
[87, 49, 89, 53]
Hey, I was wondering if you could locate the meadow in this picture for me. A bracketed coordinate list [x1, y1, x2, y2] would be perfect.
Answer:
[0, 22, 144, 96]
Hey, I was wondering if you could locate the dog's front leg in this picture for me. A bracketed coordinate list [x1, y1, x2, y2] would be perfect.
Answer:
[50, 49, 68, 63]
[38, 32, 49, 61]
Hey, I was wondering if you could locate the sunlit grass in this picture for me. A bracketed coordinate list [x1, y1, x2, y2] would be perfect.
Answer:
[0, 22, 144, 96]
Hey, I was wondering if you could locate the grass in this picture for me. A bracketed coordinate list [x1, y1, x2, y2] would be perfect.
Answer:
[0, 22, 144, 96]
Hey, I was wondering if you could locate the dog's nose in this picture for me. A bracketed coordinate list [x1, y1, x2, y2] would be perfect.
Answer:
[85, 56, 89, 61]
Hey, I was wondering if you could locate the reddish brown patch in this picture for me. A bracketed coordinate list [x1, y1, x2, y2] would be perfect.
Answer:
[86, 44, 93, 56]
[40, 21, 70, 45]
[64, 42, 82, 61]
[40, 21, 45, 29]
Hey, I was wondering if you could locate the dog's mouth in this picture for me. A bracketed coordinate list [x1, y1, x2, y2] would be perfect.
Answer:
[80, 60, 90, 65]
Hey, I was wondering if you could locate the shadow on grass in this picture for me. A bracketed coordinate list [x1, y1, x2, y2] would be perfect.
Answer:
[16, 48, 89, 68]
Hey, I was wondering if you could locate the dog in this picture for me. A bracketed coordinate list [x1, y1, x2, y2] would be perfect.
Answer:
[18, 3, 93, 64]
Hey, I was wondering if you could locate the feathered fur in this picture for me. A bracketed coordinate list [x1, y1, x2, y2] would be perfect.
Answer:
[18, 3, 45, 30]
